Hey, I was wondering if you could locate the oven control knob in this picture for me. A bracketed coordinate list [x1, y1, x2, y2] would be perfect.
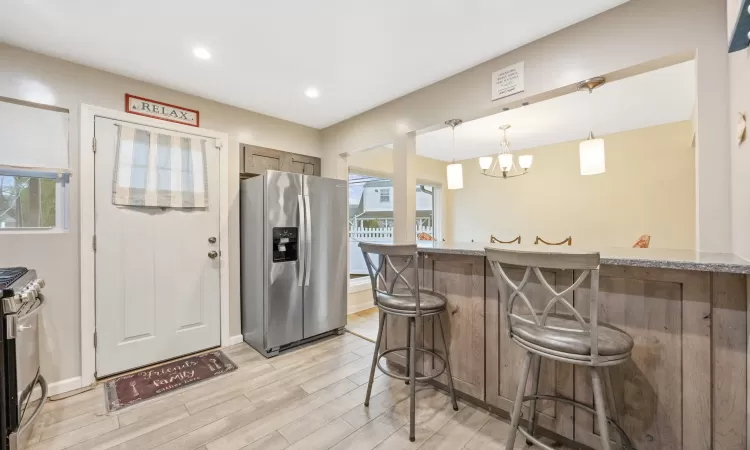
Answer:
[37, 279, 45, 289]
[22, 291, 34, 302]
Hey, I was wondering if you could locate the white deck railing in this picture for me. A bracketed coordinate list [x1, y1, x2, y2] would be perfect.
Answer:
[349, 225, 434, 274]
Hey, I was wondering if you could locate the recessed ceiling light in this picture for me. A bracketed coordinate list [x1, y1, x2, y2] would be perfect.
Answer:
[193, 47, 211, 60]
[305, 87, 320, 99]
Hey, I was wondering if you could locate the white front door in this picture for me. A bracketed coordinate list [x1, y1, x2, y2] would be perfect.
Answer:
[94, 117, 221, 377]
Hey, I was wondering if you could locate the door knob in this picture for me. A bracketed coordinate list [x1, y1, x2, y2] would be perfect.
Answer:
[208, 251, 218, 259]
[208, 237, 217, 243]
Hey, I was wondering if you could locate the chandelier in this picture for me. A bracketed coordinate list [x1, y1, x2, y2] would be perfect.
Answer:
[478, 125, 532, 179]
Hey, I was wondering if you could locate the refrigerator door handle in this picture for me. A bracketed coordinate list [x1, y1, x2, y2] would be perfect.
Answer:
[304, 194, 312, 286]
[297, 194, 305, 287]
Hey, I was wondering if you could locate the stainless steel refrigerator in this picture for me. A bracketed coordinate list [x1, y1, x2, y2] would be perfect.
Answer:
[240, 170, 348, 357]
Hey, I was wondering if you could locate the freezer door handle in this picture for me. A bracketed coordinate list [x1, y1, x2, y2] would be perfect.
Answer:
[297, 194, 305, 287]
[304, 195, 312, 286]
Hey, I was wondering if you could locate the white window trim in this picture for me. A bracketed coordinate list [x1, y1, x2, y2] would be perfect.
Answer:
[348, 276, 373, 293]
[431, 184, 443, 241]
[78, 104, 232, 389]
[0, 167, 71, 233]
[417, 179, 442, 242]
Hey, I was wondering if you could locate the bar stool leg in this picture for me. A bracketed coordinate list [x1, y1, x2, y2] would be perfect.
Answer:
[408, 317, 417, 442]
[365, 311, 386, 407]
[602, 367, 622, 449]
[590, 367, 612, 450]
[405, 319, 412, 385]
[506, 351, 533, 450]
[527, 354, 542, 441]
[437, 315, 459, 411]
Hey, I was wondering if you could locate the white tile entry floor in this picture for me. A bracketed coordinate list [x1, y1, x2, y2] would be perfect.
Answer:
[27, 333, 572, 449]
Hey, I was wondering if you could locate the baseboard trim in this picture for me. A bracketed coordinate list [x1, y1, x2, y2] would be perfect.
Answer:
[226, 334, 244, 346]
[29, 376, 82, 401]
[348, 301, 375, 315]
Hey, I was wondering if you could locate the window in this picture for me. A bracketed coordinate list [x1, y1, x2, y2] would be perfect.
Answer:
[348, 171, 393, 284]
[0, 173, 64, 229]
[0, 100, 69, 231]
[417, 184, 437, 242]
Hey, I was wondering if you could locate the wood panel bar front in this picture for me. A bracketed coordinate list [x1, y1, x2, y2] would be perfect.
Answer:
[380, 250, 748, 450]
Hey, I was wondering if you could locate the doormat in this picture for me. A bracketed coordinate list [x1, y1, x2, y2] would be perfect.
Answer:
[103, 350, 237, 412]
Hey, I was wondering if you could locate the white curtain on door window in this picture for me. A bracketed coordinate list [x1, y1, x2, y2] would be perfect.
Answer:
[113, 124, 208, 208]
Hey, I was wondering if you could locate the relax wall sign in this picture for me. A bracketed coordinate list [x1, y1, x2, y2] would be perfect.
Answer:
[125, 94, 200, 127]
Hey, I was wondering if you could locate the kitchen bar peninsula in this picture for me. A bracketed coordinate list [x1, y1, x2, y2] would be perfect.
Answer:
[380, 242, 749, 450]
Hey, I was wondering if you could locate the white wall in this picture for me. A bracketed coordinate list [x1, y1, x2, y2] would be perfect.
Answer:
[451, 122, 696, 249]
[729, 48, 750, 260]
[321, 0, 731, 253]
[0, 43, 322, 387]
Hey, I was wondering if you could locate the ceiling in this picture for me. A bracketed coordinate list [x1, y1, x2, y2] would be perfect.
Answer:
[416, 60, 696, 161]
[0, 0, 629, 129]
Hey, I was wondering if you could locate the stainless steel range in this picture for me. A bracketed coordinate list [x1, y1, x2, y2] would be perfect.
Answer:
[0, 268, 46, 450]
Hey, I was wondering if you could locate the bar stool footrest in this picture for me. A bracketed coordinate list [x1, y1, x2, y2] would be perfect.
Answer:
[517, 394, 634, 450]
[376, 347, 447, 382]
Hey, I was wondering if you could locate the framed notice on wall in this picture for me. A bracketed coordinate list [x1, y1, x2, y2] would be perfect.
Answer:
[125, 94, 200, 127]
[491, 62, 525, 101]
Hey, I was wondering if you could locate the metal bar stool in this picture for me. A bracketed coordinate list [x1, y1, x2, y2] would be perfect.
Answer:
[359, 242, 459, 442]
[485, 247, 634, 450]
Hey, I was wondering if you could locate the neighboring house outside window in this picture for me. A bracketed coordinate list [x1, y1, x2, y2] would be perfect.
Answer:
[348, 172, 440, 280]
[379, 188, 390, 203]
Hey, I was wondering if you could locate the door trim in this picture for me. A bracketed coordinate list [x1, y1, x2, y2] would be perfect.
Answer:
[79, 104, 231, 388]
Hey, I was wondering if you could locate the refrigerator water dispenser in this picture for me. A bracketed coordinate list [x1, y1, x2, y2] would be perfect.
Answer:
[272, 227, 298, 262]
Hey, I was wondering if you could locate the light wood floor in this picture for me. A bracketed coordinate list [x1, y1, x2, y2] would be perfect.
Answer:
[345, 307, 379, 342]
[28, 333, 565, 450]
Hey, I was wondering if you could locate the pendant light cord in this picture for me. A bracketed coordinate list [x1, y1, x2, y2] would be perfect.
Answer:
[451, 123, 456, 164]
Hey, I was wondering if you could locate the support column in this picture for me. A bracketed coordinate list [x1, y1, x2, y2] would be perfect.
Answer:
[393, 132, 417, 243]
[695, 44, 732, 252]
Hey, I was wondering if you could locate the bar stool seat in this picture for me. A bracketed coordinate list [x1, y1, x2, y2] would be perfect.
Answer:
[359, 242, 459, 443]
[376, 291, 446, 314]
[513, 314, 634, 357]
[486, 247, 635, 450]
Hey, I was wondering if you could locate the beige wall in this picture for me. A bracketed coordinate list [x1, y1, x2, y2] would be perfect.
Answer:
[347, 146, 452, 241]
[0, 43, 321, 386]
[451, 122, 696, 250]
[729, 48, 750, 260]
[320, 0, 731, 253]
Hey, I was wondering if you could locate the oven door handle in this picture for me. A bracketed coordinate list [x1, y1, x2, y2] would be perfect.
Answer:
[18, 293, 46, 321]
[17, 374, 47, 435]
[8, 294, 46, 339]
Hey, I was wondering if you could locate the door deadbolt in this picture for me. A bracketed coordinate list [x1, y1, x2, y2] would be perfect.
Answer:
[208, 237, 217, 244]
[208, 251, 218, 259]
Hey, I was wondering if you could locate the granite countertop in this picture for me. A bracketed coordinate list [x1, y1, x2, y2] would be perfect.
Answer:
[416, 241, 750, 274]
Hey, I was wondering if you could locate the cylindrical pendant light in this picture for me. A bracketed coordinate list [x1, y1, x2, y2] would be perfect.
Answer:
[447, 162, 463, 189]
[445, 119, 464, 190]
[577, 77, 606, 176]
[579, 132, 605, 175]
